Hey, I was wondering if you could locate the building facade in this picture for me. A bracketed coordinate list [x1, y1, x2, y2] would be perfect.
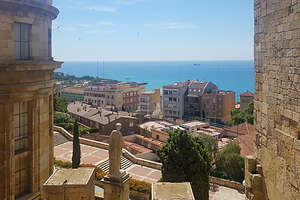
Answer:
[84, 83, 145, 112]
[0, 0, 61, 199]
[240, 91, 254, 110]
[201, 91, 236, 124]
[61, 87, 85, 103]
[139, 89, 161, 115]
[184, 85, 236, 124]
[245, 1, 300, 200]
[162, 83, 188, 119]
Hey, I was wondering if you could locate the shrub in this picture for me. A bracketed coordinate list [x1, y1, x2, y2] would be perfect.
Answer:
[55, 161, 152, 195]
[54, 160, 72, 168]
[89, 128, 99, 133]
[213, 142, 245, 183]
[129, 179, 151, 194]
[56, 123, 74, 132]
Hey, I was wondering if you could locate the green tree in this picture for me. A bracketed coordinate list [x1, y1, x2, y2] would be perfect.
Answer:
[231, 101, 254, 125]
[158, 129, 211, 200]
[54, 94, 67, 113]
[196, 135, 218, 161]
[72, 120, 81, 168]
[213, 142, 245, 183]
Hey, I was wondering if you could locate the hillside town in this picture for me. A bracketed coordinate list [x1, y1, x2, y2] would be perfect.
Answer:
[0, 0, 299, 200]
[55, 74, 255, 171]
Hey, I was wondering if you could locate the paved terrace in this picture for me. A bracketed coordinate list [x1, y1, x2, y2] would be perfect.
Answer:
[54, 139, 162, 183]
[54, 132, 245, 199]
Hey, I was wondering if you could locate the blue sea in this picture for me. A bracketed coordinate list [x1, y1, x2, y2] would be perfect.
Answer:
[56, 61, 254, 101]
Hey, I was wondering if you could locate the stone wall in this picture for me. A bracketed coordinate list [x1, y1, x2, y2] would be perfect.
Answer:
[252, 0, 300, 200]
[209, 176, 244, 192]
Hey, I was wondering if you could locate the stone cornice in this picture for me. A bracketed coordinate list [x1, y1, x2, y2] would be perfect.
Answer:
[0, 0, 59, 19]
[0, 60, 63, 71]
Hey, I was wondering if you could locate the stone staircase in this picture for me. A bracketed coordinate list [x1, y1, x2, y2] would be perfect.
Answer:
[98, 156, 134, 173]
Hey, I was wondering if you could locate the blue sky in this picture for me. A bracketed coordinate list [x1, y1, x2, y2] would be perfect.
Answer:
[52, 0, 254, 61]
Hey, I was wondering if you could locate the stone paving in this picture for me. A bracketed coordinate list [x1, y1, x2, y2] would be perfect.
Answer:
[54, 141, 109, 165]
[127, 164, 161, 183]
[54, 140, 162, 183]
[209, 185, 245, 200]
[54, 133, 245, 199]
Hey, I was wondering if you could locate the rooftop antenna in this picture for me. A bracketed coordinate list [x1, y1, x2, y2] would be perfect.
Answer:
[97, 60, 99, 79]
[102, 60, 105, 79]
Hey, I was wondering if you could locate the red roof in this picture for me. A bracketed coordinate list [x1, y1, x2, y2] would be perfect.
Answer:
[240, 91, 254, 97]
[226, 123, 255, 157]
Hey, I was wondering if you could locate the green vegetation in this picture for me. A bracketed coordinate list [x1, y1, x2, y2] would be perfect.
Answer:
[55, 160, 151, 195]
[212, 142, 245, 183]
[231, 101, 254, 125]
[54, 112, 75, 132]
[158, 129, 211, 200]
[196, 135, 218, 161]
[54, 160, 72, 168]
[72, 120, 81, 168]
[54, 94, 68, 113]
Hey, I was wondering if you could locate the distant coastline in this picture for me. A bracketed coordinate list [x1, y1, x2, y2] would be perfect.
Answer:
[56, 60, 254, 101]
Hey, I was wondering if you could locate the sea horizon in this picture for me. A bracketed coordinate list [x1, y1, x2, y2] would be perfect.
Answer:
[56, 60, 254, 101]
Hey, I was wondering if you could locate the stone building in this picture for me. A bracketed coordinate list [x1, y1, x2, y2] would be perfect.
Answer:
[139, 89, 161, 115]
[245, 0, 300, 200]
[0, 0, 61, 199]
[240, 91, 254, 110]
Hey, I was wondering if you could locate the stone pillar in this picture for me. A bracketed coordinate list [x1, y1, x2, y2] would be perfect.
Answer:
[101, 123, 131, 200]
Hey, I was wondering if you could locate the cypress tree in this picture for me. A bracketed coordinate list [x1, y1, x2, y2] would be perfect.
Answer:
[72, 120, 81, 168]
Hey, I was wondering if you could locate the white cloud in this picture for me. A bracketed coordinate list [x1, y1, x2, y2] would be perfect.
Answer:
[86, 6, 116, 12]
[145, 22, 199, 30]
[97, 21, 114, 26]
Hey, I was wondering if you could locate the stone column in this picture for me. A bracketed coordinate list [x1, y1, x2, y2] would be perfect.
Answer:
[101, 123, 130, 200]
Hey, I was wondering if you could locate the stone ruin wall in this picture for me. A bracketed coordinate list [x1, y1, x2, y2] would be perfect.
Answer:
[252, 0, 300, 200]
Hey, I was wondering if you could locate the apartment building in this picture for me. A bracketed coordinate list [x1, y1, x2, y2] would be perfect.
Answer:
[61, 86, 85, 103]
[162, 82, 188, 119]
[240, 91, 254, 110]
[183, 81, 235, 124]
[84, 82, 145, 111]
[139, 89, 161, 115]
[201, 90, 236, 124]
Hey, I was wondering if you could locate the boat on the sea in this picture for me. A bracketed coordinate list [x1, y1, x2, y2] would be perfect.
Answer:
[193, 63, 201, 66]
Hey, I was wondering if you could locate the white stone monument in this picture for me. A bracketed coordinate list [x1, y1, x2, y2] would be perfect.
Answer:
[102, 123, 130, 200]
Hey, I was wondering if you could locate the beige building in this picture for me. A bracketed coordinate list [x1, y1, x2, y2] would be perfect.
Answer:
[0, 0, 61, 199]
[239, 91, 253, 110]
[139, 89, 161, 115]
[84, 83, 145, 112]
[61, 86, 85, 103]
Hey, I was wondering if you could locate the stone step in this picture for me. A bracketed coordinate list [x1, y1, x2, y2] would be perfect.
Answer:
[98, 155, 134, 173]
